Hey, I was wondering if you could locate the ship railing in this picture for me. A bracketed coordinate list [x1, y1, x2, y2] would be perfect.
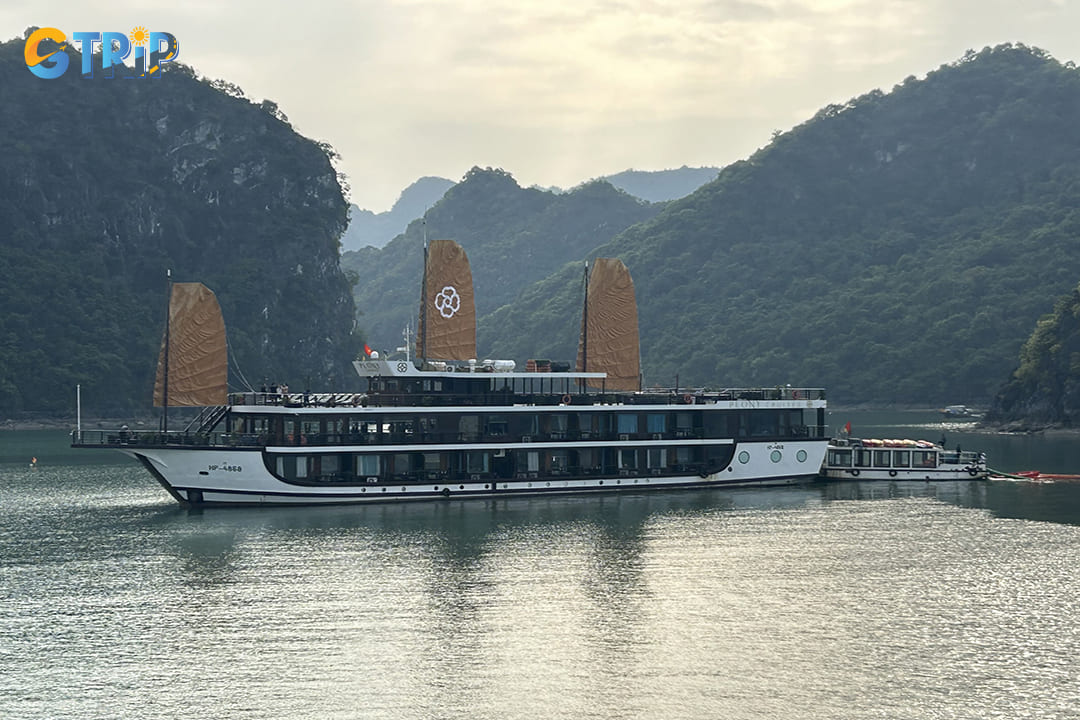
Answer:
[228, 391, 368, 408]
[71, 429, 266, 448]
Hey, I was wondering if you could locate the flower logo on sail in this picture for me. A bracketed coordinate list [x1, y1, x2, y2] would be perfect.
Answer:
[434, 285, 461, 318]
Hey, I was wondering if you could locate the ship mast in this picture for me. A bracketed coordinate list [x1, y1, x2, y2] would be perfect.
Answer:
[419, 218, 428, 367]
[162, 268, 172, 433]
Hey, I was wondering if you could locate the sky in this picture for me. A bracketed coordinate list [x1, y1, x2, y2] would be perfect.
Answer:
[7, 0, 1080, 211]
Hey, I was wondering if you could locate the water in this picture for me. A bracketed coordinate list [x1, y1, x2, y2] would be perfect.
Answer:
[2, 424, 1080, 719]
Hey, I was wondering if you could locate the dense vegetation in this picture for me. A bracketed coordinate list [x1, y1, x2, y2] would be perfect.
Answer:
[0, 34, 359, 415]
[986, 284, 1080, 427]
[341, 168, 661, 351]
[481, 44, 1080, 405]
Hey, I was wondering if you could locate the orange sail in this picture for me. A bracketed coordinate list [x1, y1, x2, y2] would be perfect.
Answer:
[417, 239, 477, 361]
[576, 258, 641, 391]
[153, 282, 228, 406]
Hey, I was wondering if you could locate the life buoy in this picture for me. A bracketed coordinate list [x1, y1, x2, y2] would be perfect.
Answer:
[683, 394, 693, 404]
[889, 470, 898, 477]
[968, 467, 979, 477]
[851, 469, 860, 477]
[561, 394, 571, 405]
[792, 389, 801, 399]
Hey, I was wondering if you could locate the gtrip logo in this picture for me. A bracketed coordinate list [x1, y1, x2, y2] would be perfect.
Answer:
[24, 26, 179, 79]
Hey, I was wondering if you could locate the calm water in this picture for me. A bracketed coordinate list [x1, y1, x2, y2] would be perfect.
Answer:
[2, 419, 1080, 719]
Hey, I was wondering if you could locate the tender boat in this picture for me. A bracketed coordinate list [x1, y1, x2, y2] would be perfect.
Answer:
[72, 245, 830, 506]
[820, 437, 988, 481]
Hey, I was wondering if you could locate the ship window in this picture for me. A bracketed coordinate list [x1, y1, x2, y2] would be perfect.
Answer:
[296, 456, 309, 478]
[487, 415, 509, 436]
[827, 449, 852, 467]
[913, 451, 937, 468]
[423, 453, 442, 471]
[459, 415, 480, 440]
[356, 455, 380, 476]
[646, 414, 666, 434]
[647, 448, 667, 468]
[549, 450, 568, 473]
[515, 450, 539, 473]
[547, 414, 568, 436]
[576, 448, 598, 472]
[892, 451, 910, 468]
[466, 452, 488, 473]
[676, 447, 692, 465]
[749, 412, 778, 437]
[854, 449, 873, 467]
[617, 414, 638, 434]
[618, 448, 638, 469]
[321, 455, 340, 475]
[873, 450, 891, 468]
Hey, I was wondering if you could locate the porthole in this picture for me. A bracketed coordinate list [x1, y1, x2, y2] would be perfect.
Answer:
[796, 449, 808, 463]
[770, 450, 782, 463]
[738, 451, 750, 464]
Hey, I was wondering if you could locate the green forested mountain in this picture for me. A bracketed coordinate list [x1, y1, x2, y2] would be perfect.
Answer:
[341, 167, 661, 351]
[0, 35, 358, 414]
[986, 284, 1080, 427]
[481, 44, 1080, 405]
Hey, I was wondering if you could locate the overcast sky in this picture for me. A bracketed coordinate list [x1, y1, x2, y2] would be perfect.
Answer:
[7, 1, 1080, 211]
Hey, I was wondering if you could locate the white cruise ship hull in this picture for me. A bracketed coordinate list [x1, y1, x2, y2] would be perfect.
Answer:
[123, 439, 827, 506]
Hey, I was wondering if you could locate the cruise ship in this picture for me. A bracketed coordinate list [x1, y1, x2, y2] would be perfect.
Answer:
[72, 243, 828, 506]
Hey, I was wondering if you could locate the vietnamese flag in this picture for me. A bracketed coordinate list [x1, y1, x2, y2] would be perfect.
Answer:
[844, 421, 852, 434]
[364, 343, 372, 356]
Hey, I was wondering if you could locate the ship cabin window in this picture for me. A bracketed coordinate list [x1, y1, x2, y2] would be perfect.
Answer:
[577, 413, 601, 438]
[676, 447, 693, 467]
[827, 448, 853, 467]
[617, 414, 638, 435]
[546, 414, 568, 439]
[516, 450, 540, 475]
[423, 453, 442, 472]
[892, 450, 910, 468]
[386, 418, 414, 440]
[854, 449, 873, 467]
[356, 455, 380, 476]
[576, 448, 600, 473]
[548, 450, 569, 474]
[391, 453, 414, 480]
[647, 448, 667, 469]
[464, 452, 488, 474]
[872, 450, 891, 468]
[674, 413, 694, 438]
[913, 450, 937, 468]
[647, 414, 666, 434]
[749, 412, 778, 437]
[618, 448, 638, 470]
[486, 415, 509, 437]
[320, 454, 341, 479]
[459, 415, 481, 441]
[515, 414, 540, 437]
[421, 379, 443, 392]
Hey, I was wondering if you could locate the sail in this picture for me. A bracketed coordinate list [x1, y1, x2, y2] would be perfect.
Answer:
[417, 239, 476, 361]
[153, 282, 228, 407]
[576, 258, 640, 391]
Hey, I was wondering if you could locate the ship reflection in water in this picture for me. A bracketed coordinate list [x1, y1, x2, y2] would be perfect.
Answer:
[4, 447, 1080, 719]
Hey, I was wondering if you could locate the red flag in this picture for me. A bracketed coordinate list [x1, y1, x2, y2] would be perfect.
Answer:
[844, 421, 852, 434]
[363, 343, 372, 356]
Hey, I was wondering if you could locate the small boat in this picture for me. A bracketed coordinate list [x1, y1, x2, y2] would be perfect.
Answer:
[820, 437, 988, 481]
[941, 405, 979, 419]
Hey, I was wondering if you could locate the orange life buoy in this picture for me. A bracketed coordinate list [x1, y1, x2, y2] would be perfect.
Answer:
[561, 394, 571, 405]
[683, 394, 693, 404]
[792, 389, 801, 399]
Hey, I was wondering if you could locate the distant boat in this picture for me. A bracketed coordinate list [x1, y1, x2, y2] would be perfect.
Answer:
[820, 437, 989, 481]
[941, 405, 979, 419]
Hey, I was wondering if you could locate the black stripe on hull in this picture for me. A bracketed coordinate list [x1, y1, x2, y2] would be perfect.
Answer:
[168, 474, 818, 507]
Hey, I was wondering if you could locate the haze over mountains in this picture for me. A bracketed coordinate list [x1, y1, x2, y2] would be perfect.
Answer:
[4, 33, 1080, 417]
[340, 167, 720, 252]
[350, 44, 1080, 407]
